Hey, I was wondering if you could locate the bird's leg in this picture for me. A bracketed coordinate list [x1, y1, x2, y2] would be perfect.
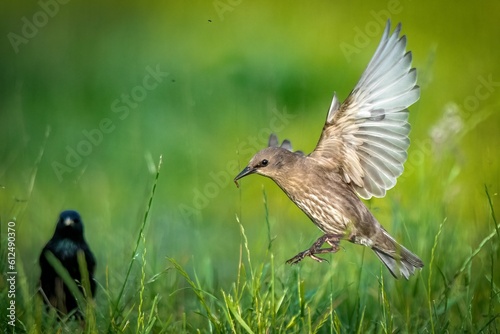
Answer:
[286, 234, 342, 265]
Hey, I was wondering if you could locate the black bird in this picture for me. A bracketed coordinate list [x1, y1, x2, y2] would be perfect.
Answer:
[39, 210, 96, 316]
[234, 21, 423, 279]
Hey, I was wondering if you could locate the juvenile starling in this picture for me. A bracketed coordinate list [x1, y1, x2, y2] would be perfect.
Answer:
[234, 21, 423, 279]
[39, 210, 96, 315]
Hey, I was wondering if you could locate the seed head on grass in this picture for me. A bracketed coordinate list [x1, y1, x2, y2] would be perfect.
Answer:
[39, 210, 96, 317]
[235, 20, 423, 279]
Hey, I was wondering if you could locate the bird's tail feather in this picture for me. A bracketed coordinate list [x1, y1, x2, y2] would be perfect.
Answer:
[372, 231, 423, 279]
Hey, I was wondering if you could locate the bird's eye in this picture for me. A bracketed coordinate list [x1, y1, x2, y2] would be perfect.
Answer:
[261, 159, 268, 167]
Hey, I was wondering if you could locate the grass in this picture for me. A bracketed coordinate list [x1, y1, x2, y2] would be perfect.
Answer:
[1, 2, 499, 332]
[1, 159, 499, 333]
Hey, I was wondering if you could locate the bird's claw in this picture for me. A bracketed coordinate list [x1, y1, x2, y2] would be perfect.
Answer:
[286, 251, 308, 264]
[310, 254, 329, 263]
[286, 234, 341, 265]
[286, 250, 328, 265]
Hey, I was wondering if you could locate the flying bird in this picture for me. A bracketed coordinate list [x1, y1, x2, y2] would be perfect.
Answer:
[234, 21, 423, 279]
[39, 210, 96, 316]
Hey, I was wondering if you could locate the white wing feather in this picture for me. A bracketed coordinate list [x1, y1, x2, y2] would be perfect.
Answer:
[310, 20, 420, 199]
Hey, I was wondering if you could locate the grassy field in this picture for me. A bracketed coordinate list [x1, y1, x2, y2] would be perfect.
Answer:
[1, 0, 500, 333]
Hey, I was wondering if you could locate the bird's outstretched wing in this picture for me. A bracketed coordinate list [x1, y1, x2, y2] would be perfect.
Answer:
[309, 20, 420, 199]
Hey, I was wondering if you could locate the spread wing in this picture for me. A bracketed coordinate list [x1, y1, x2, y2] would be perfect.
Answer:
[309, 20, 420, 199]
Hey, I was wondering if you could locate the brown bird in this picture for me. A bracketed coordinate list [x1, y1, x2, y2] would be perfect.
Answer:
[234, 21, 423, 279]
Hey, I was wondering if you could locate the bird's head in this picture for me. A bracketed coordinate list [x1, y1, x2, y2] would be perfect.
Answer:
[234, 134, 304, 187]
[54, 210, 84, 240]
[234, 147, 304, 187]
[234, 147, 286, 185]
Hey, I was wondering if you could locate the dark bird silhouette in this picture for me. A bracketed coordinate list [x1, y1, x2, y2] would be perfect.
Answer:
[39, 210, 96, 316]
[234, 21, 423, 279]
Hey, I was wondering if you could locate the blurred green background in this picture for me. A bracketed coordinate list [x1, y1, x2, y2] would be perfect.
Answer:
[1, 0, 499, 327]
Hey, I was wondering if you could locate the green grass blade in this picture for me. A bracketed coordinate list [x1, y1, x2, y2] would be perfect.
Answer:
[43, 250, 87, 312]
[110, 154, 162, 328]
[485, 185, 498, 237]
[428, 220, 445, 334]
[262, 187, 273, 252]
[225, 299, 255, 334]
[236, 214, 254, 280]
[168, 257, 221, 331]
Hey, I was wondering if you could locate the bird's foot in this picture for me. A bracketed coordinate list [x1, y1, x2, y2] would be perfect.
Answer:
[286, 234, 342, 265]
[286, 249, 331, 264]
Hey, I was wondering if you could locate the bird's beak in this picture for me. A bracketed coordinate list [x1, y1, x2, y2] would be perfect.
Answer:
[234, 166, 255, 188]
[64, 217, 74, 226]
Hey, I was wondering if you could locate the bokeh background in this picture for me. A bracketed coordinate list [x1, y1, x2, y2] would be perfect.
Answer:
[1, 0, 499, 330]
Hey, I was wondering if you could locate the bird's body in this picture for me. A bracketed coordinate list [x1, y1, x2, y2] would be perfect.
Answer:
[277, 161, 370, 238]
[266, 149, 422, 276]
[235, 21, 424, 279]
[39, 210, 96, 316]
